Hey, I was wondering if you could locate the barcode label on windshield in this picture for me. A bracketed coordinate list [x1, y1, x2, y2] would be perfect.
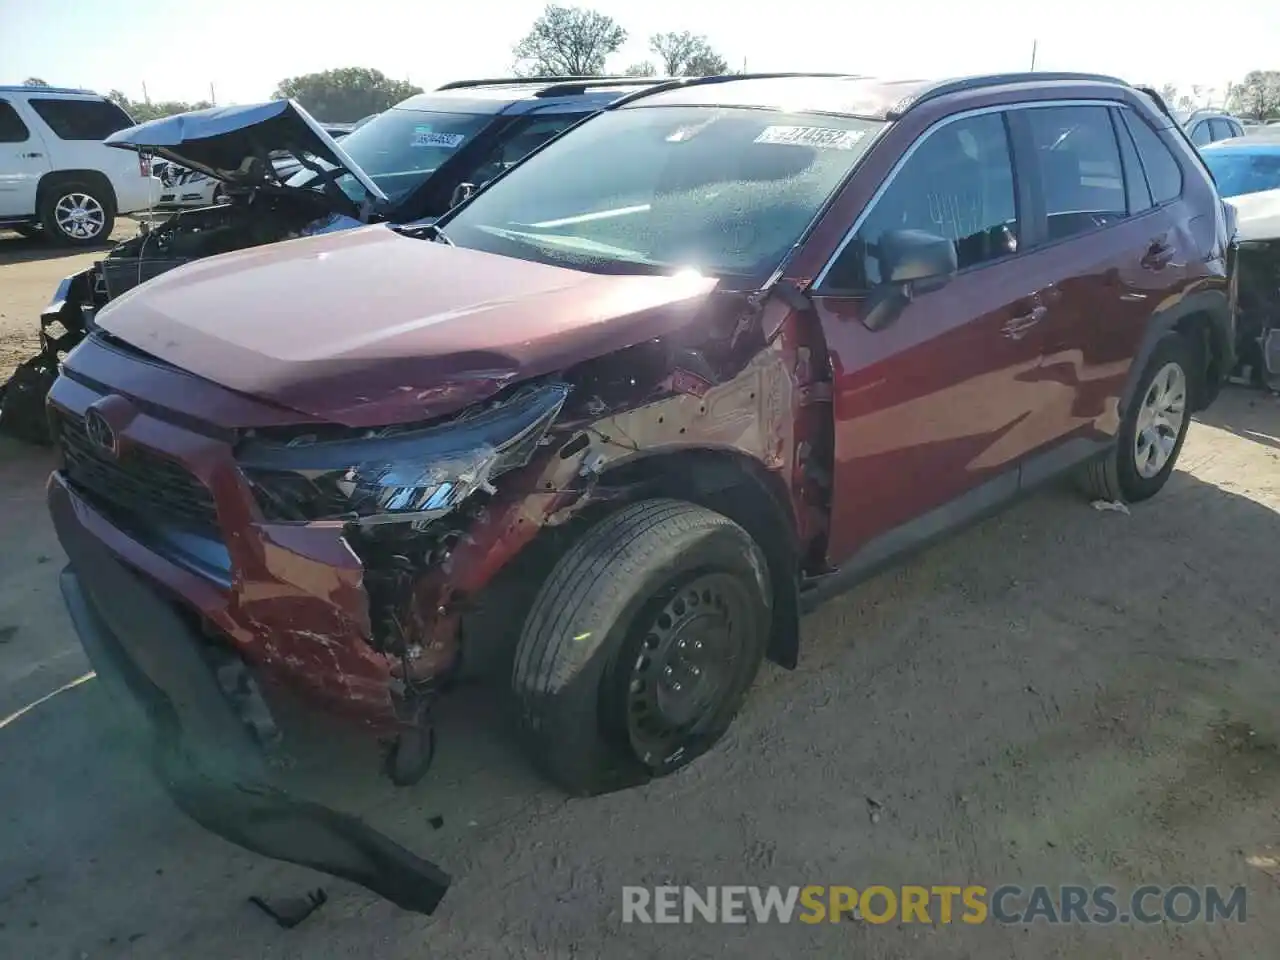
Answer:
[412, 129, 465, 149]
[754, 125, 866, 149]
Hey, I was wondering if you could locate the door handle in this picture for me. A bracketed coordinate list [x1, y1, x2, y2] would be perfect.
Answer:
[22, 152, 43, 158]
[1002, 304, 1047, 340]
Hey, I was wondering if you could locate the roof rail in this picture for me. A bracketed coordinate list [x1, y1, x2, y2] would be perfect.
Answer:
[604, 72, 860, 110]
[0, 84, 95, 96]
[534, 76, 677, 97]
[887, 72, 1129, 119]
[435, 75, 636, 92]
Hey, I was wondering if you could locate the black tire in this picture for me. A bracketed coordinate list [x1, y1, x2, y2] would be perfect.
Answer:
[1079, 332, 1194, 502]
[512, 499, 771, 796]
[38, 181, 115, 247]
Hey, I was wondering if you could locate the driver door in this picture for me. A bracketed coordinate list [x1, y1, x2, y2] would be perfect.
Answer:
[810, 110, 1071, 565]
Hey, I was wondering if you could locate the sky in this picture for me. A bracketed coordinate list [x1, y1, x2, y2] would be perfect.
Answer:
[1, 0, 1276, 107]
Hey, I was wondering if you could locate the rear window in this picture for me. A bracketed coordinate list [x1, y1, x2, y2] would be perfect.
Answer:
[1122, 111, 1183, 204]
[0, 100, 30, 142]
[28, 98, 133, 140]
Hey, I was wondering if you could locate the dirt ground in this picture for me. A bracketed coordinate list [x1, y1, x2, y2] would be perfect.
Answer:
[1, 226, 1278, 958]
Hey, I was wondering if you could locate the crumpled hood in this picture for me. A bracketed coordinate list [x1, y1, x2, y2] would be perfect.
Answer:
[1227, 186, 1280, 242]
[96, 224, 720, 427]
[105, 99, 386, 210]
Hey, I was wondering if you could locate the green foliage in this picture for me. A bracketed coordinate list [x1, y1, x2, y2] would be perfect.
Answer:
[106, 90, 212, 123]
[1228, 70, 1280, 120]
[649, 31, 729, 77]
[513, 5, 627, 76]
[23, 77, 50, 87]
[272, 67, 423, 122]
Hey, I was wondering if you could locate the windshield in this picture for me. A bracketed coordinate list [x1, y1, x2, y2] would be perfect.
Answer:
[1203, 150, 1280, 198]
[442, 106, 883, 283]
[287, 107, 491, 204]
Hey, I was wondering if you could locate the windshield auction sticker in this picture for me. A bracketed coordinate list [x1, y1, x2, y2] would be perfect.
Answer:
[754, 125, 867, 149]
[412, 128, 465, 149]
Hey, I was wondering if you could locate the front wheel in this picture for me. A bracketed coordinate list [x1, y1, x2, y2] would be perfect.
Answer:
[512, 500, 772, 796]
[1079, 332, 1194, 502]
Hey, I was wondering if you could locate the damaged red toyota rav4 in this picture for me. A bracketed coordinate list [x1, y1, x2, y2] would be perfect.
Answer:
[48, 72, 1234, 911]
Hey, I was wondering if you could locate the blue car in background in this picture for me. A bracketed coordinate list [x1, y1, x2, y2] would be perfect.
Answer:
[1202, 134, 1280, 201]
[1204, 134, 1280, 389]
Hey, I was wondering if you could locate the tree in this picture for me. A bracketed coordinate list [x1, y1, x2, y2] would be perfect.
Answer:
[107, 90, 212, 123]
[648, 31, 729, 77]
[512, 5, 626, 77]
[1229, 70, 1280, 120]
[624, 61, 657, 77]
[273, 67, 422, 122]
[1157, 83, 1178, 107]
[23, 77, 50, 87]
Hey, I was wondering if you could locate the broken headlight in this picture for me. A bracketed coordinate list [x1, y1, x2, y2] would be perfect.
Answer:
[237, 382, 569, 525]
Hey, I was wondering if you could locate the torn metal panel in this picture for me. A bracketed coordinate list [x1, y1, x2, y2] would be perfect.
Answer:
[395, 305, 832, 675]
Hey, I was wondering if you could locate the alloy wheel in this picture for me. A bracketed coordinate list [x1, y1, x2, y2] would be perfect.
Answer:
[1133, 361, 1187, 479]
[53, 192, 106, 241]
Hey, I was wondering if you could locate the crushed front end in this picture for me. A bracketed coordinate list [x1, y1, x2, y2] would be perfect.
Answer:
[41, 343, 580, 911]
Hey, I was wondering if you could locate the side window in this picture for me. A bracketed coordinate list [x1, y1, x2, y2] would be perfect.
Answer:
[1190, 121, 1212, 147]
[0, 100, 30, 143]
[1112, 109, 1152, 214]
[1025, 106, 1127, 240]
[1210, 118, 1236, 141]
[1122, 111, 1184, 204]
[27, 98, 133, 140]
[823, 112, 1017, 290]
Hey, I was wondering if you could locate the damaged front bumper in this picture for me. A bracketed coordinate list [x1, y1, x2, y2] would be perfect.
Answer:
[49, 479, 451, 914]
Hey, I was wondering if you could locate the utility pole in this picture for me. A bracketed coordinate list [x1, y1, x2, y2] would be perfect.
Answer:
[1030, 40, 1038, 71]
[209, 82, 216, 105]
[141, 80, 150, 104]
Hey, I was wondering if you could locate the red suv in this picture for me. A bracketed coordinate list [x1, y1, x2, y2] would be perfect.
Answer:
[47, 72, 1234, 911]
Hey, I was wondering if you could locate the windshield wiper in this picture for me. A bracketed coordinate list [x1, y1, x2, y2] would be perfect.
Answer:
[396, 221, 453, 245]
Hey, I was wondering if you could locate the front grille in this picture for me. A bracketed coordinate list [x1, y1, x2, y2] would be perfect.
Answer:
[59, 411, 220, 537]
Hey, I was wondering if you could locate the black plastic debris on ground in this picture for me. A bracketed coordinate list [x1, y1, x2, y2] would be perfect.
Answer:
[249, 889, 328, 929]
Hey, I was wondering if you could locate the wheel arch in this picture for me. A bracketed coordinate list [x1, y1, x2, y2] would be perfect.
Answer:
[1124, 288, 1232, 414]
[462, 446, 803, 680]
[595, 447, 803, 669]
[36, 169, 118, 216]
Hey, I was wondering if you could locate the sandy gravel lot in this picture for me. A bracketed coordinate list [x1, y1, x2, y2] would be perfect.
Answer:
[1, 226, 1278, 958]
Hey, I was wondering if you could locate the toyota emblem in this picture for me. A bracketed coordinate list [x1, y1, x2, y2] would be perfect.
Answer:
[84, 408, 117, 457]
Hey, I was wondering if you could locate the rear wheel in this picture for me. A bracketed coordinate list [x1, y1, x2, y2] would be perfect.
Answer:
[512, 500, 771, 796]
[1079, 332, 1194, 502]
[39, 182, 115, 246]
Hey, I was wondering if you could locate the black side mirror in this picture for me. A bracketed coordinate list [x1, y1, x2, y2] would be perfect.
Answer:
[862, 228, 958, 331]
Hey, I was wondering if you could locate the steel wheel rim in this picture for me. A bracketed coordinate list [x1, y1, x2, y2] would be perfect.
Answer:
[53, 192, 105, 240]
[1134, 361, 1186, 479]
[624, 572, 750, 766]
